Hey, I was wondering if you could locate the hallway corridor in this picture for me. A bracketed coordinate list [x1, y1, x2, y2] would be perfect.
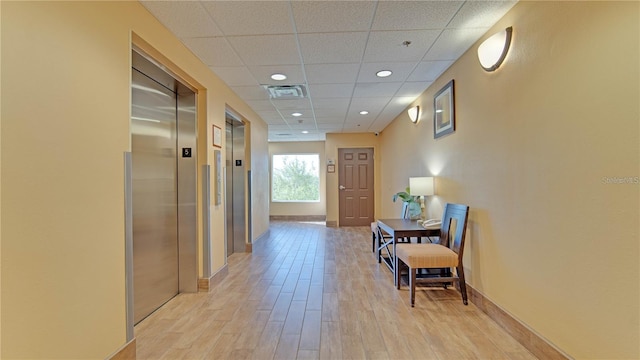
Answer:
[134, 221, 537, 360]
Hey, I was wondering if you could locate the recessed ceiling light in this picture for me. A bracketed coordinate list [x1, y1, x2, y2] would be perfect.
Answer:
[271, 73, 287, 81]
[376, 70, 392, 78]
[302, 130, 309, 134]
[359, 111, 369, 115]
[292, 112, 302, 117]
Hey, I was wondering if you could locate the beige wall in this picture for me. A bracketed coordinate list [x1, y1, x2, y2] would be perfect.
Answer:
[0, 1, 269, 358]
[0, 2, 3, 354]
[269, 141, 326, 217]
[250, 114, 271, 241]
[379, 2, 638, 359]
[325, 133, 381, 226]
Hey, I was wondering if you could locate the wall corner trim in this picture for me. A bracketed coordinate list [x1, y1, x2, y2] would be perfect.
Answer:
[467, 284, 570, 360]
[198, 264, 229, 292]
[106, 338, 136, 360]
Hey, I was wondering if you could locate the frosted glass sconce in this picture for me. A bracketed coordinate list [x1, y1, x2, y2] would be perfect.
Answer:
[478, 27, 513, 72]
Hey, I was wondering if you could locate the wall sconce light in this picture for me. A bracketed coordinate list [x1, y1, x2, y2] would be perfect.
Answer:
[408, 106, 420, 123]
[477, 26, 513, 72]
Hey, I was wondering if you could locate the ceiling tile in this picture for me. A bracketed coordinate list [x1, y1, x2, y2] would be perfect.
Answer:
[141, 1, 222, 38]
[288, 122, 317, 130]
[342, 123, 373, 132]
[353, 82, 403, 98]
[396, 81, 433, 98]
[363, 30, 440, 62]
[231, 85, 270, 100]
[269, 124, 293, 130]
[246, 100, 276, 111]
[270, 98, 312, 110]
[201, 1, 293, 36]
[228, 35, 301, 66]
[291, 1, 376, 33]
[448, 1, 518, 28]
[260, 116, 287, 125]
[344, 117, 376, 131]
[210, 67, 258, 87]
[407, 61, 453, 82]
[317, 123, 344, 130]
[248, 65, 306, 85]
[423, 28, 489, 61]
[357, 62, 415, 83]
[345, 112, 378, 123]
[298, 32, 369, 64]
[313, 108, 347, 119]
[316, 119, 347, 127]
[371, 1, 464, 30]
[305, 64, 361, 84]
[183, 37, 243, 67]
[312, 98, 351, 110]
[308, 84, 355, 99]
[347, 97, 389, 115]
[283, 115, 314, 125]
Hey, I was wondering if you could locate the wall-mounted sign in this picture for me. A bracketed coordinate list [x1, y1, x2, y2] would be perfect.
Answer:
[235, 160, 242, 166]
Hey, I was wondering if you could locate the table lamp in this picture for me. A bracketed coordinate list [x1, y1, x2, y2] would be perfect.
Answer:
[409, 176, 435, 220]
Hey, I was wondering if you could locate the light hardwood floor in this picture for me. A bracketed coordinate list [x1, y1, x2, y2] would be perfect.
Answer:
[135, 221, 538, 360]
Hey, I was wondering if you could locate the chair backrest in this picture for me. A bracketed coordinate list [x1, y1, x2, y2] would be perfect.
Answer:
[439, 203, 470, 258]
[401, 202, 409, 219]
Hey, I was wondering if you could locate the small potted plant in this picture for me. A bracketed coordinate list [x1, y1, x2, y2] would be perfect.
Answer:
[392, 187, 422, 220]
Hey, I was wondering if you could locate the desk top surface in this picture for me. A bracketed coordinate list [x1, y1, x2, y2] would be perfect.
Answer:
[377, 218, 440, 234]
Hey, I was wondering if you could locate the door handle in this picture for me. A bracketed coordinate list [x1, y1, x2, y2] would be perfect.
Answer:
[339, 185, 346, 190]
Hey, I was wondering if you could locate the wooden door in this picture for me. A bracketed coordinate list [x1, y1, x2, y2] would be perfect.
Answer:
[338, 148, 374, 226]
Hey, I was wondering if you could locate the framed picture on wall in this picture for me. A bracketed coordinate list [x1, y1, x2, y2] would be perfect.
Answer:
[212, 125, 222, 148]
[434, 79, 455, 139]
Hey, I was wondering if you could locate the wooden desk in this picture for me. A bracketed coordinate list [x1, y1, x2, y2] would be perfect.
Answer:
[376, 219, 440, 287]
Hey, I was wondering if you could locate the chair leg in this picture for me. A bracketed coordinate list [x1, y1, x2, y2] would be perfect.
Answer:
[442, 267, 449, 289]
[395, 257, 401, 289]
[409, 267, 416, 307]
[372, 231, 376, 252]
[457, 265, 468, 305]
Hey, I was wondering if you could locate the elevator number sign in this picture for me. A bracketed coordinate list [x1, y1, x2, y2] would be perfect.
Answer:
[182, 148, 192, 158]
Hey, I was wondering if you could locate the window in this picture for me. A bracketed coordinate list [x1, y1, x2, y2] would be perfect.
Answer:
[272, 154, 320, 202]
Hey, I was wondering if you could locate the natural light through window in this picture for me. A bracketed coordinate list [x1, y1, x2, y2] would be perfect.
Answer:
[272, 154, 320, 202]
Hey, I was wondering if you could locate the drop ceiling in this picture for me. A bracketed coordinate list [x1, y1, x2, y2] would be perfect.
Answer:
[141, 1, 517, 142]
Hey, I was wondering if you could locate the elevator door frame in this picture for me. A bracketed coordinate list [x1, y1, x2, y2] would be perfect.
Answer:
[129, 48, 198, 326]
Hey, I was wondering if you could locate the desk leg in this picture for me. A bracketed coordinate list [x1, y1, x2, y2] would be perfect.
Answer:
[392, 237, 397, 287]
[376, 233, 380, 263]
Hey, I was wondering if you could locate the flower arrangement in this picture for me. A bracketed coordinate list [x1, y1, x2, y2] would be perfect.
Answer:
[392, 187, 422, 219]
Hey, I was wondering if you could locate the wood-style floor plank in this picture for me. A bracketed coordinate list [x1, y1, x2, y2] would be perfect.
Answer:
[135, 221, 538, 360]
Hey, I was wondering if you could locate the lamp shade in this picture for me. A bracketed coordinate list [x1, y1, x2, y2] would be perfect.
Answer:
[409, 177, 434, 196]
[477, 26, 512, 72]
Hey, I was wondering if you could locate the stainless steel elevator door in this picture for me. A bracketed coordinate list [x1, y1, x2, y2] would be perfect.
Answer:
[131, 69, 179, 324]
[225, 117, 246, 256]
[225, 122, 234, 256]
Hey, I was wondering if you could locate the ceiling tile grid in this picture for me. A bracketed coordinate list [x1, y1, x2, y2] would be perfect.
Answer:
[141, 0, 517, 142]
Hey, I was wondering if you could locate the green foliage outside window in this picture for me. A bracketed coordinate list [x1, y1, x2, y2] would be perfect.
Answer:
[272, 154, 320, 202]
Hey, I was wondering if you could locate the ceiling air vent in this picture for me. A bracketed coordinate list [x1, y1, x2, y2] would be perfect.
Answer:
[263, 85, 307, 99]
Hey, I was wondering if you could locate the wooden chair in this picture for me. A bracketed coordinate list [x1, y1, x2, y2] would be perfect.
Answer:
[395, 203, 470, 307]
